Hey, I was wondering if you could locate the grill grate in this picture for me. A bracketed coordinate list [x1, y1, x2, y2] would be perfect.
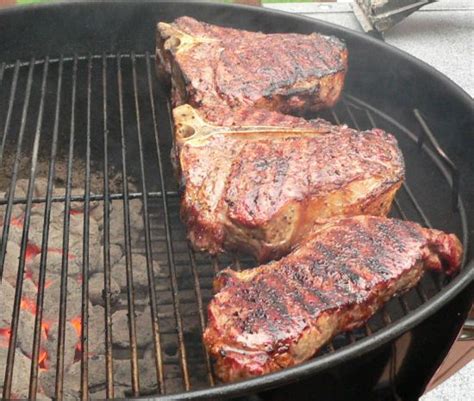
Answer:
[0, 54, 468, 400]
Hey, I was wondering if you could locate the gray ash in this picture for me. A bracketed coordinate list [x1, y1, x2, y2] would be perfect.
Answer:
[1, 175, 168, 400]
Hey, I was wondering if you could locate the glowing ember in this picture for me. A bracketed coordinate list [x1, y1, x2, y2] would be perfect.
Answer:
[20, 298, 50, 336]
[25, 243, 41, 261]
[70, 316, 83, 355]
[24, 270, 34, 281]
[20, 298, 37, 315]
[0, 176, 139, 399]
[31, 279, 54, 291]
[0, 328, 11, 347]
[41, 322, 50, 339]
[38, 349, 48, 368]
[11, 216, 23, 227]
[0, 325, 48, 367]
[70, 209, 83, 216]
[70, 317, 82, 338]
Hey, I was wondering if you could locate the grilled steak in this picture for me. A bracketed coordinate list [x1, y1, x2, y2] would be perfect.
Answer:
[176, 105, 404, 262]
[204, 216, 463, 382]
[157, 19, 395, 261]
[157, 16, 348, 116]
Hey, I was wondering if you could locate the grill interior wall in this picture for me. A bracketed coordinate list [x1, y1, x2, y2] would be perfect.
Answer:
[0, 55, 467, 400]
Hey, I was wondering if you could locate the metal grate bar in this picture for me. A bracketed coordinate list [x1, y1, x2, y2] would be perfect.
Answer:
[363, 107, 433, 228]
[116, 53, 140, 395]
[0, 62, 5, 85]
[349, 98, 467, 259]
[0, 190, 178, 206]
[393, 199, 408, 220]
[211, 256, 220, 275]
[346, 95, 464, 231]
[131, 52, 165, 394]
[365, 109, 376, 128]
[365, 324, 372, 336]
[0, 60, 20, 167]
[346, 332, 356, 344]
[19, 57, 49, 399]
[101, 54, 115, 399]
[342, 100, 360, 130]
[188, 249, 215, 386]
[364, 107, 437, 306]
[414, 109, 460, 210]
[416, 286, 428, 303]
[0, 53, 154, 71]
[382, 308, 392, 325]
[330, 109, 341, 125]
[29, 56, 63, 399]
[392, 200, 433, 305]
[2, 59, 43, 399]
[233, 256, 242, 272]
[398, 296, 410, 315]
[145, 52, 191, 390]
[329, 105, 399, 347]
[0, 62, 5, 114]
[401, 183, 433, 228]
[28, 55, 63, 401]
[340, 104, 445, 340]
[395, 190, 437, 303]
[80, 55, 93, 401]
[54, 55, 78, 400]
[432, 273, 443, 292]
[0, 60, 30, 280]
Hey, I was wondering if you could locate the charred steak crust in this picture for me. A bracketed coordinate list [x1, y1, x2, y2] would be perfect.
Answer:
[203, 216, 463, 382]
[157, 18, 406, 262]
[224, 129, 403, 227]
[176, 105, 405, 261]
[157, 19, 405, 262]
[157, 16, 348, 115]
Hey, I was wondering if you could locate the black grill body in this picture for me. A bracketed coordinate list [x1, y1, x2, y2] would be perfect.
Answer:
[0, 2, 472, 401]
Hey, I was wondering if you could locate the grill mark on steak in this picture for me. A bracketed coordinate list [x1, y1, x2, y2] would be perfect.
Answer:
[237, 277, 295, 341]
[222, 129, 403, 229]
[309, 240, 369, 301]
[157, 17, 348, 115]
[204, 216, 462, 382]
[329, 221, 390, 283]
[268, 270, 321, 318]
[283, 263, 333, 311]
[216, 33, 338, 102]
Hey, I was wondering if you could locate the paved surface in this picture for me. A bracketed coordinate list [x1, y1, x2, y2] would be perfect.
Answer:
[265, 0, 474, 97]
[421, 360, 473, 401]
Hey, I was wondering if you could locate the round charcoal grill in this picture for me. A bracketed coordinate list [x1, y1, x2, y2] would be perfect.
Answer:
[0, 2, 472, 401]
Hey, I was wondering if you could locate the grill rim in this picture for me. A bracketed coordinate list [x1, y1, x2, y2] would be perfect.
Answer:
[0, 2, 473, 400]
